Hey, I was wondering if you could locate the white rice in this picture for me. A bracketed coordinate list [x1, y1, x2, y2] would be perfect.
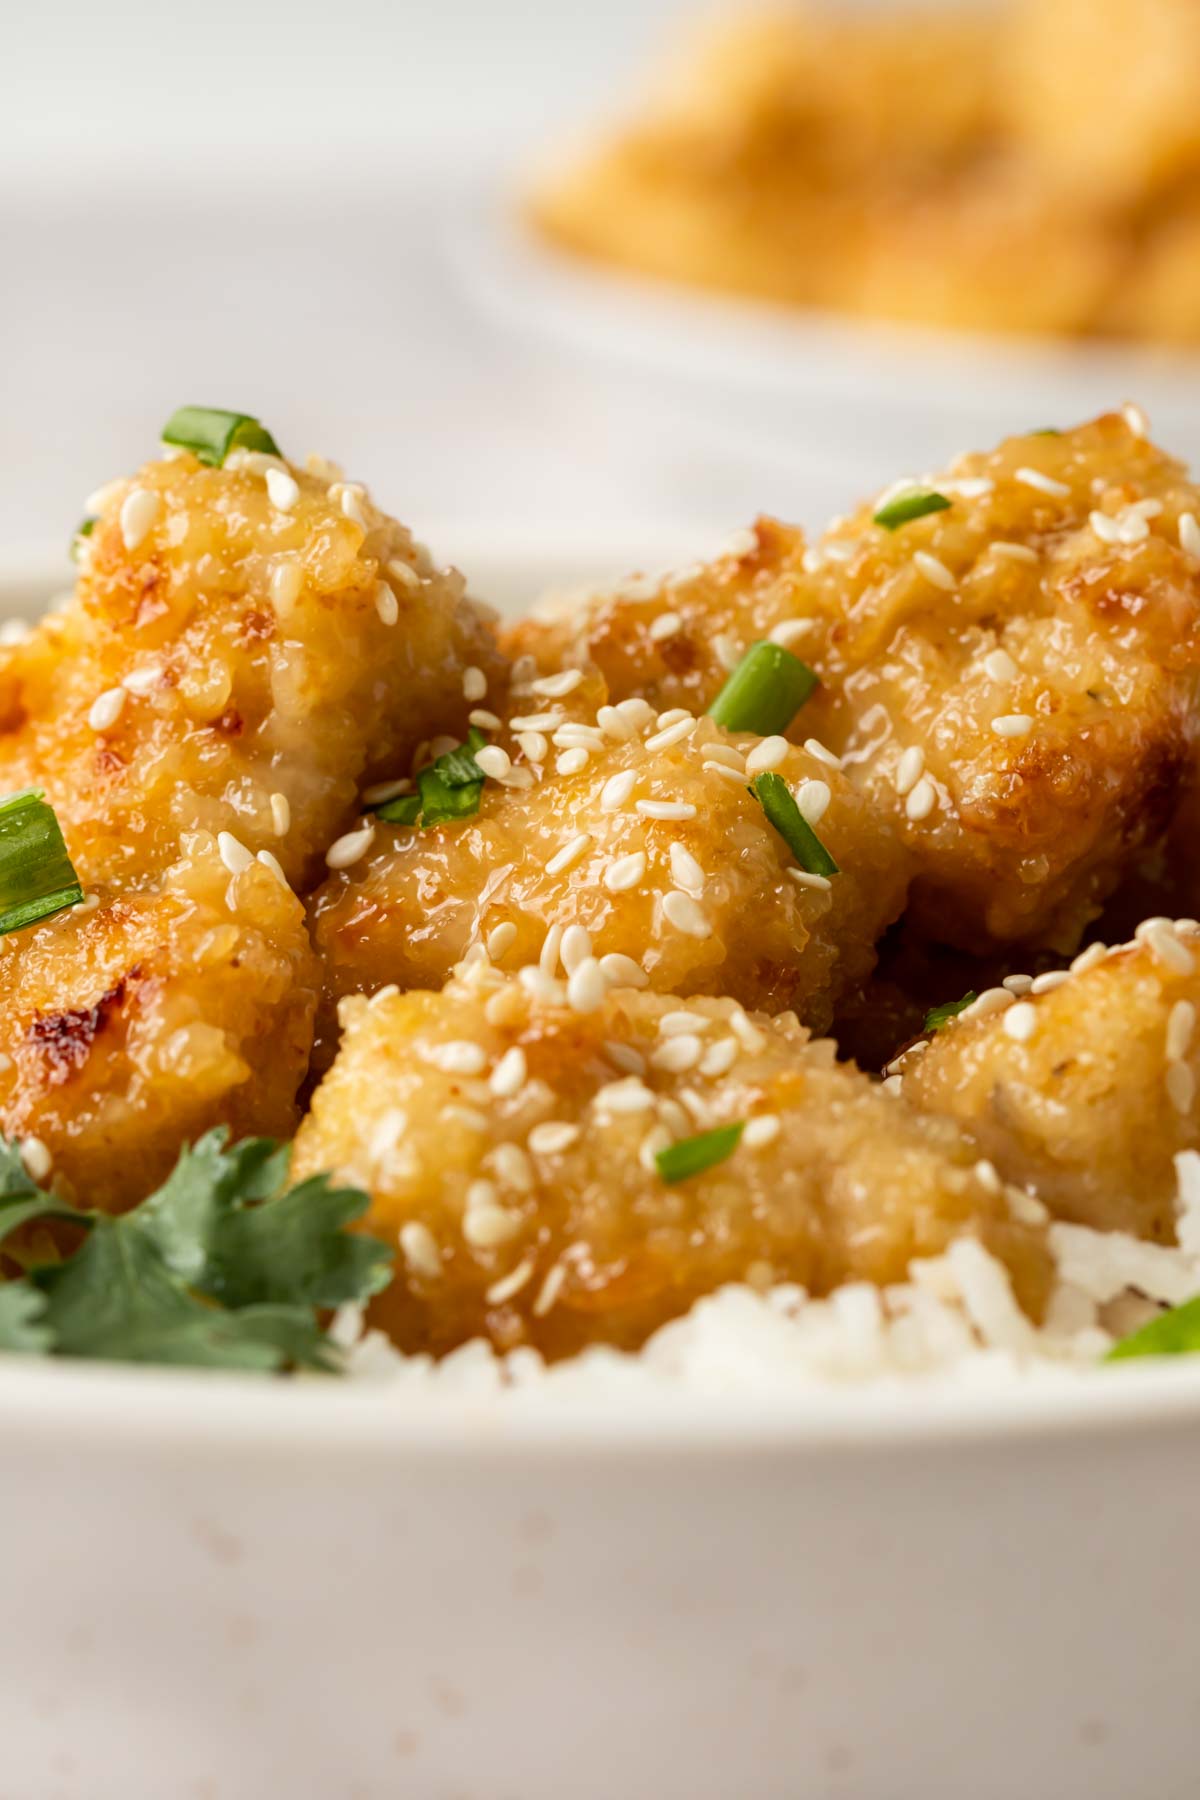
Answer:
[331, 1153, 1200, 1399]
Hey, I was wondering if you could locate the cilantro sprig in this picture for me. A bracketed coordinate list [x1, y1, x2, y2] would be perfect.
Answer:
[0, 1128, 391, 1372]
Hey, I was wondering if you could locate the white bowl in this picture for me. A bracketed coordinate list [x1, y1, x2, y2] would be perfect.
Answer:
[2, 554, 1199, 1800]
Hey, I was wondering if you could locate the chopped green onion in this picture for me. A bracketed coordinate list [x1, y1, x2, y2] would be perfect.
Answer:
[1106, 1295, 1200, 1362]
[751, 772, 839, 877]
[70, 517, 97, 561]
[923, 992, 977, 1033]
[417, 766, 483, 828]
[0, 789, 84, 934]
[872, 488, 952, 531]
[708, 641, 817, 736]
[435, 728, 487, 789]
[656, 1123, 745, 1184]
[1029, 427, 1061, 437]
[376, 793, 422, 826]
[160, 408, 281, 468]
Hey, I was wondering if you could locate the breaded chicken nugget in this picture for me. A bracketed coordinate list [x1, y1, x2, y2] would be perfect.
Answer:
[309, 669, 907, 1040]
[0, 837, 317, 1212]
[900, 920, 1200, 1243]
[291, 964, 1049, 1358]
[510, 415, 1200, 954]
[1, 441, 503, 893]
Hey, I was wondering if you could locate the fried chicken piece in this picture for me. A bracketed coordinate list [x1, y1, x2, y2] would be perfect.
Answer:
[291, 965, 1049, 1358]
[510, 415, 1200, 955]
[0, 837, 318, 1212]
[0, 444, 503, 894]
[900, 920, 1200, 1243]
[309, 671, 908, 1044]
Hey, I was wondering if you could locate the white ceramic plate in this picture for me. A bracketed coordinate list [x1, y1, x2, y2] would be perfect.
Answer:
[2, 554, 1199, 1800]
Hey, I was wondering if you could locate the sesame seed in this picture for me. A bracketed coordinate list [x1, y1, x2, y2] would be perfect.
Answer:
[768, 619, 817, 647]
[895, 746, 925, 795]
[474, 745, 511, 779]
[745, 736, 789, 775]
[743, 1115, 780, 1149]
[399, 1221, 441, 1280]
[492, 1142, 535, 1190]
[85, 479, 124, 515]
[701, 744, 746, 771]
[1123, 402, 1150, 438]
[265, 467, 300, 512]
[959, 986, 1015, 1021]
[508, 711, 564, 733]
[699, 1037, 739, 1077]
[560, 923, 594, 974]
[983, 648, 1019, 682]
[913, 551, 956, 592]
[270, 559, 303, 609]
[1180, 513, 1200, 560]
[598, 952, 649, 988]
[20, 1137, 52, 1182]
[461, 666, 487, 702]
[636, 800, 697, 821]
[597, 705, 635, 742]
[638, 1125, 672, 1172]
[546, 834, 593, 877]
[217, 830, 254, 875]
[122, 663, 161, 696]
[518, 964, 561, 1005]
[1002, 1001, 1038, 1042]
[1166, 1062, 1196, 1116]
[386, 557, 420, 590]
[1144, 921, 1195, 975]
[516, 731, 548, 763]
[905, 776, 937, 822]
[1015, 467, 1070, 498]
[659, 1010, 712, 1036]
[1167, 1000, 1196, 1063]
[1030, 969, 1070, 995]
[990, 541, 1038, 564]
[464, 1206, 523, 1250]
[553, 724, 607, 751]
[644, 717, 696, 753]
[374, 583, 399, 626]
[361, 777, 412, 805]
[490, 1046, 528, 1099]
[730, 1011, 766, 1053]
[662, 890, 710, 938]
[119, 487, 160, 551]
[722, 526, 758, 559]
[1088, 510, 1123, 546]
[670, 843, 705, 893]
[713, 633, 740, 670]
[466, 1178, 498, 1212]
[881, 1075, 903, 1096]
[974, 1159, 1002, 1195]
[787, 868, 832, 891]
[498, 766, 534, 790]
[87, 686, 126, 733]
[651, 1034, 703, 1073]
[530, 669, 584, 699]
[256, 849, 288, 886]
[616, 697, 656, 730]
[470, 710, 502, 733]
[528, 1122, 580, 1156]
[704, 760, 751, 786]
[486, 921, 517, 961]
[991, 713, 1033, 738]
[430, 735, 460, 760]
[556, 748, 590, 776]
[600, 770, 637, 811]
[487, 1258, 536, 1304]
[1070, 943, 1107, 975]
[648, 611, 682, 642]
[337, 485, 369, 528]
[797, 779, 831, 825]
[567, 958, 606, 1013]
[803, 738, 840, 769]
[73, 894, 100, 916]
[605, 1041, 646, 1075]
[269, 792, 290, 836]
[425, 1040, 489, 1076]
[532, 1263, 567, 1317]
[1002, 973, 1034, 995]
[595, 1077, 656, 1114]
[539, 922, 564, 976]
[325, 822, 375, 869]
[604, 851, 646, 894]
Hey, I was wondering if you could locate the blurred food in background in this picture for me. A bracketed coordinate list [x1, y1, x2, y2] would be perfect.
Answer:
[531, 0, 1200, 342]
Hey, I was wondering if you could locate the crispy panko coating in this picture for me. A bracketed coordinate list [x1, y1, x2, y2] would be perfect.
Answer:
[0, 838, 317, 1212]
[900, 921, 1200, 1244]
[291, 965, 1048, 1358]
[309, 668, 907, 1042]
[0, 447, 503, 894]
[510, 415, 1200, 955]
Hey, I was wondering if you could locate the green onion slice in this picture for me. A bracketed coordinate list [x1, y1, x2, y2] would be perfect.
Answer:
[923, 992, 977, 1033]
[656, 1123, 745, 1184]
[751, 772, 839, 877]
[708, 642, 817, 737]
[160, 408, 282, 468]
[70, 517, 97, 561]
[872, 488, 952, 531]
[435, 728, 487, 789]
[375, 793, 422, 827]
[0, 789, 84, 934]
[417, 766, 483, 829]
[1106, 1295, 1200, 1362]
